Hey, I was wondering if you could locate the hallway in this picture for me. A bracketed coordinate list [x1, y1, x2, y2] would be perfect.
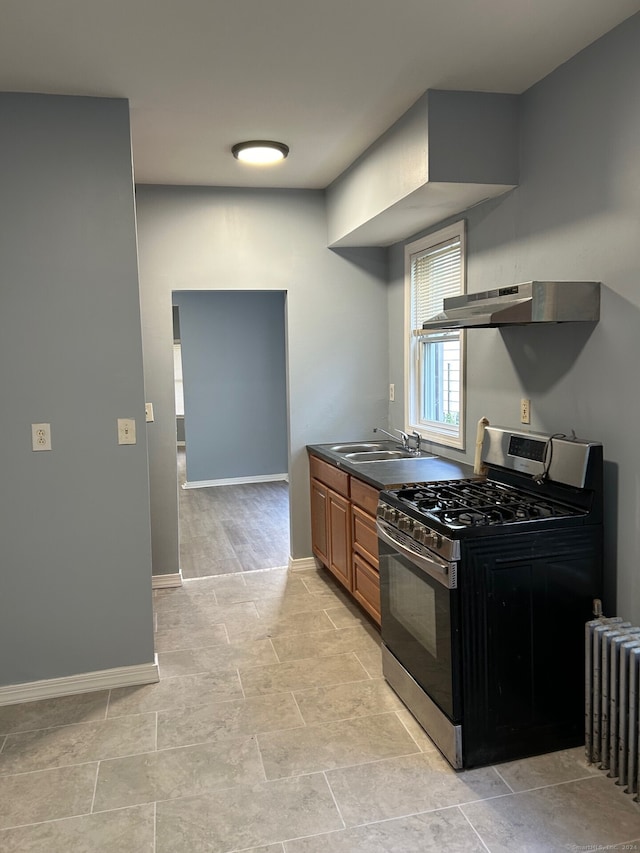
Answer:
[177, 448, 290, 577]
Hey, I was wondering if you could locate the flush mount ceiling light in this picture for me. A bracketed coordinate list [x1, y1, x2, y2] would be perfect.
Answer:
[231, 140, 289, 165]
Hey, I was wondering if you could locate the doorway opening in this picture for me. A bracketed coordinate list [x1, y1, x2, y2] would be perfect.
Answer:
[172, 290, 290, 578]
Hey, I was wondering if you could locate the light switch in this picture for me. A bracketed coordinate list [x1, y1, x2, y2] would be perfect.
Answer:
[117, 418, 136, 445]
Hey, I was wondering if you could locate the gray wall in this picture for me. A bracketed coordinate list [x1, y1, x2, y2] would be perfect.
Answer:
[0, 94, 154, 686]
[388, 13, 640, 623]
[173, 290, 288, 482]
[136, 187, 388, 572]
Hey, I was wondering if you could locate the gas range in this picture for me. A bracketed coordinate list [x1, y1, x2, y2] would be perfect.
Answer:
[377, 425, 604, 769]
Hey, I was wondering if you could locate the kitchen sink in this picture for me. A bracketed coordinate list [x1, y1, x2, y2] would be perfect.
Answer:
[345, 450, 408, 461]
[329, 442, 392, 453]
[345, 450, 436, 462]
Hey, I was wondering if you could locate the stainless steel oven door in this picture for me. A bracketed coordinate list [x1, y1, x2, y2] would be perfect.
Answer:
[377, 519, 462, 723]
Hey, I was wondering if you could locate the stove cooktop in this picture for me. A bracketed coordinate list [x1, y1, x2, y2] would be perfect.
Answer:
[384, 479, 585, 531]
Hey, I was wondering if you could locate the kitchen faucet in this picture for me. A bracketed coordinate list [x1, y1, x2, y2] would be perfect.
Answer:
[373, 427, 422, 453]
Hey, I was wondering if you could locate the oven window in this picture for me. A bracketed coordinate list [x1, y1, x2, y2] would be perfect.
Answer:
[389, 569, 437, 658]
[380, 544, 461, 721]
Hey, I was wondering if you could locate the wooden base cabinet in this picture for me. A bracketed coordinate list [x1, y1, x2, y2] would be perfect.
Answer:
[309, 453, 381, 625]
[353, 553, 381, 623]
[310, 477, 329, 567]
[328, 490, 351, 588]
[309, 455, 352, 591]
[350, 480, 381, 624]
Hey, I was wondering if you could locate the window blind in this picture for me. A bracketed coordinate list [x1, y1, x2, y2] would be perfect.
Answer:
[411, 237, 462, 330]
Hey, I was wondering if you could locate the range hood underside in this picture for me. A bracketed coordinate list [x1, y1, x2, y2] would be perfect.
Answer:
[421, 281, 601, 329]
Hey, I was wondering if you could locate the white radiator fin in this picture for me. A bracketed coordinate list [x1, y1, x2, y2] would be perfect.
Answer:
[586, 616, 640, 799]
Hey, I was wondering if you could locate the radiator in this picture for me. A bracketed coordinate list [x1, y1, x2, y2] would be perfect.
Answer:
[586, 609, 640, 799]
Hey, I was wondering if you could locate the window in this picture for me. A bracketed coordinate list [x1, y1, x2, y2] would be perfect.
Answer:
[405, 221, 466, 449]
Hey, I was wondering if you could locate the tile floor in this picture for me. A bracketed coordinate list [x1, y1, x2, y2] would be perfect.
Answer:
[1, 565, 640, 852]
[177, 448, 290, 577]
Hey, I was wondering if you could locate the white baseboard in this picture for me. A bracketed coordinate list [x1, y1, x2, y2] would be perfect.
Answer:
[182, 473, 288, 489]
[0, 658, 160, 707]
[289, 556, 320, 573]
[152, 572, 183, 589]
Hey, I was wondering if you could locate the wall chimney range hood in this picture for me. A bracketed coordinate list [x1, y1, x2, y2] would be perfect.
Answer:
[422, 281, 600, 330]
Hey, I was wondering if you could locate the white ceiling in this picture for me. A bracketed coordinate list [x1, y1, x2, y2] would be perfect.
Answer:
[1, 1, 639, 189]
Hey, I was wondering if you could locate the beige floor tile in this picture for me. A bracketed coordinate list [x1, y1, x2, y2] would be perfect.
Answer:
[254, 590, 347, 619]
[236, 847, 284, 853]
[0, 804, 154, 853]
[297, 570, 342, 595]
[224, 609, 337, 642]
[460, 775, 640, 852]
[156, 773, 343, 853]
[202, 570, 307, 606]
[394, 708, 439, 752]
[0, 763, 97, 830]
[283, 808, 488, 852]
[325, 604, 373, 630]
[493, 745, 602, 791]
[326, 750, 510, 826]
[0, 691, 109, 735]
[108, 670, 243, 716]
[293, 678, 404, 724]
[271, 626, 379, 663]
[157, 693, 304, 750]
[94, 736, 265, 811]
[155, 600, 257, 630]
[154, 622, 229, 652]
[0, 713, 156, 774]
[257, 712, 420, 780]
[353, 647, 384, 678]
[157, 638, 278, 678]
[239, 652, 370, 697]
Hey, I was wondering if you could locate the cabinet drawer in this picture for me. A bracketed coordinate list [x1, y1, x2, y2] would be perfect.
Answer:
[309, 455, 350, 498]
[350, 477, 380, 515]
[353, 553, 381, 625]
[352, 504, 379, 568]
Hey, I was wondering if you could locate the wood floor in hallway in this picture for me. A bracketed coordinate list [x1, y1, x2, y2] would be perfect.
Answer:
[177, 448, 290, 578]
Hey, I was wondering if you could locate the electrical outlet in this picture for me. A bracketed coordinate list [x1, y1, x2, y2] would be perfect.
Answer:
[145, 402, 154, 423]
[31, 423, 52, 451]
[117, 418, 136, 445]
[520, 398, 531, 424]
[389, 384, 395, 402]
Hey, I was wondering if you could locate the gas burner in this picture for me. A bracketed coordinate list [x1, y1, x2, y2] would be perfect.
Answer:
[442, 504, 518, 527]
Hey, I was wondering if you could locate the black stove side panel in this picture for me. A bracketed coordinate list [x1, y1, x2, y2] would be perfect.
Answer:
[459, 526, 603, 769]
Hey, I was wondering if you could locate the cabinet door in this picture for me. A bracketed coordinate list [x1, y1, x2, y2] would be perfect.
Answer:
[352, 504, 379, 569]
[353, 552, 381, 625]
[310, 477, 329, 566]
[328, 489, 352, 589]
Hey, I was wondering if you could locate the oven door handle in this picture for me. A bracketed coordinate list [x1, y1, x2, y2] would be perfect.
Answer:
[377, 520, 457, 589]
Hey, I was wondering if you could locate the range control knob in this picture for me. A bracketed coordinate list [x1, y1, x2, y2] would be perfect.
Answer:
[413, 523, 427, 543]
[384, 507, 398, 524]
[398, 515, 414, 532]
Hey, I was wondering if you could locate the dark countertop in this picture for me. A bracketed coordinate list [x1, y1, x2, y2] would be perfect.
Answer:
[307, 441, 477, 490]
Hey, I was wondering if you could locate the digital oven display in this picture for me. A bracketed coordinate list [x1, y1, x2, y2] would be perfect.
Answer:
[508, 435, 547, 463]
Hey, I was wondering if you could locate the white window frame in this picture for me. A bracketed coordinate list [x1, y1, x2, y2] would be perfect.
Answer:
[173, 342, 185, 417]
[404, 220, 466, 450]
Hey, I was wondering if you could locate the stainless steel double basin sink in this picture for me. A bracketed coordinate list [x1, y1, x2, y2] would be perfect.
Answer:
[328, 442, 435, 463]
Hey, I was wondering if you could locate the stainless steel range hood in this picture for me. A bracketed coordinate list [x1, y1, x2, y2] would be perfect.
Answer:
[422, 281, 600, 330]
